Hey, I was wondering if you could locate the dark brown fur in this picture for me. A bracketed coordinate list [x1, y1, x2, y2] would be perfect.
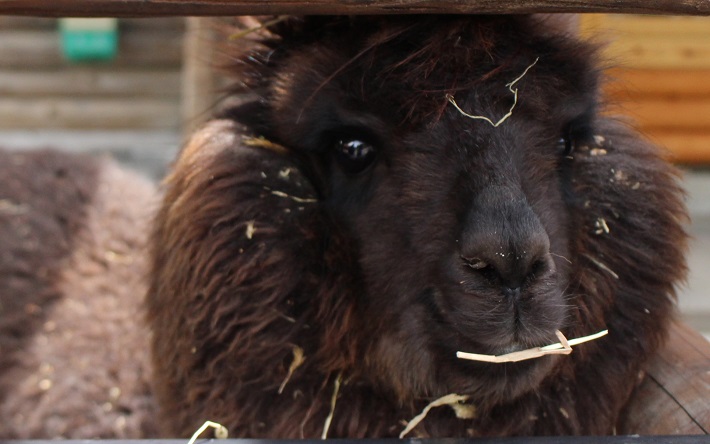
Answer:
[146, 15, 686, 437]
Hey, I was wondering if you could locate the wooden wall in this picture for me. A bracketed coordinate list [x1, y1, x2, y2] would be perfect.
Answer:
[0, 17, 184, 130]
[582, 15, 710, 164]
[2, 15, 707, 163]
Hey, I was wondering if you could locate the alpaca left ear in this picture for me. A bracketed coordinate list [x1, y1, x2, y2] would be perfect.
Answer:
[532, 14, 580, 36]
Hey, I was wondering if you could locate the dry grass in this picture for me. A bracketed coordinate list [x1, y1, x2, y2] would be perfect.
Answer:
[456, 329, 608, 364]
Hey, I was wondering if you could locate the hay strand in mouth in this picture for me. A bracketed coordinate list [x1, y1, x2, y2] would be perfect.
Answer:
[456, 329, 608, 364]
[446, 57, 539, 127]
[541, 329, 607, 351]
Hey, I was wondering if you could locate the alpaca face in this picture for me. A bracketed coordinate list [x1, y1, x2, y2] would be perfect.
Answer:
[258, 16, 599, 403]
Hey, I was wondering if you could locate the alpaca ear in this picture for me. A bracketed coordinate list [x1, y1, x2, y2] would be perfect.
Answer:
[532, 14, 580, 36]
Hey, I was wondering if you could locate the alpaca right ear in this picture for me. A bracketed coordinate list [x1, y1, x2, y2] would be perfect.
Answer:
[532, 14, 580, 37]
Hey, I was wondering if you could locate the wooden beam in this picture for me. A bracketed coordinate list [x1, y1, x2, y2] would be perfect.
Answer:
[0, 28, 183, 69]
[619, 322, 710, 434]
[181, 17, 220, 138]
[0, 0, 708, 18]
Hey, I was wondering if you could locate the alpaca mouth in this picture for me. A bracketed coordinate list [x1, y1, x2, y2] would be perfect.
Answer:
[430, 286, 565, 357]
[477, 328, 558, 357]
[496, 342, 531, 355]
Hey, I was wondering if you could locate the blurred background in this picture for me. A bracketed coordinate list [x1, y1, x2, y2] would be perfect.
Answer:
[0, 14, 708, 336]
[581, 15, 710, 338]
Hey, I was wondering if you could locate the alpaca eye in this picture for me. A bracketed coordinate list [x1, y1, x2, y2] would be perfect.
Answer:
[334, 139, 377, 174]
[557, 135, 575, 157]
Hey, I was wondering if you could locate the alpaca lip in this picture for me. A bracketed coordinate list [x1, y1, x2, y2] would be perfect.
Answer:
[497, 342, 529, 355]
[488, 334, 554, 356]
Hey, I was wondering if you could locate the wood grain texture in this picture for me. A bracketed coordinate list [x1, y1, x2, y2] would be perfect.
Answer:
[0, 98, 180, 130]
[619, 321, 710, 434]
[606, 69, 710, 98]
[602, 67, 710, 163]
[618, 98, 710, 130]
[0, 0, 708, 18]
[0, 69, 181, 98]
[649, 133, 710, 163]
[0, 29, 183, 69]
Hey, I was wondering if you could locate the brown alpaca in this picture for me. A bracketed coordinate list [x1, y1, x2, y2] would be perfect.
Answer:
[148, 15, 688, 438]
[0, 15, 689, 439]
[0, 150, 157, 438]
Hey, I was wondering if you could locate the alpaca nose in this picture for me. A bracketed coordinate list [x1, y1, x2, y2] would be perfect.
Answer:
[460, 192, 552, 293]
[460, 245, 553, 294]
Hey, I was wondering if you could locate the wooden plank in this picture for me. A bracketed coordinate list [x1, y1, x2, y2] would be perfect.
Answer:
[0, 16, 184, 30]
[605, 69, 710, 99]
[621, 377, 707, 434]
[585, 15, 710, 37]
[0, 98, 180, 130]
[3, 438, 710, 444]
[610, 98, 710, 130]
[655, 322, 710, 429]
[0, 0, 708, 18]
[620, 322, 710, 434]
[120, 17, 185, 31]
[601, 35, 710, 70]
[181, 17, 221, 137]
[0, 69, 181, 98]
[647, 132, 710, 164]
[0, 29, 182, 69]
[0, 16, 54, 29]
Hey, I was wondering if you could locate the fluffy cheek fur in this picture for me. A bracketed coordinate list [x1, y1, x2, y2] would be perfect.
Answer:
[147, 120, 368, 437]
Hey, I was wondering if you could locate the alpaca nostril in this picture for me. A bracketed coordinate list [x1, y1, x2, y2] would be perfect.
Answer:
[530, 257, 554, 277]
[459, 249, 553, 291]
[461, 255, 488, 270]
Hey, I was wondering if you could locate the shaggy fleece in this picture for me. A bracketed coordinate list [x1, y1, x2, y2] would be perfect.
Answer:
[0, 150, 157, 438]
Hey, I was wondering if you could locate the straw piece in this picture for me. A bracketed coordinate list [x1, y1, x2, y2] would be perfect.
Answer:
[584, 254, 619, 279]
[399, 393, 470, 438]
[229, 15, 289, 40]
[446, 57, 539, 127]
[321, 372, 343, 439]
[540, 329, 608, 350]
[278, 345, 305, 394]
[245, 221, 255, 239]
[456, 329, 608, 364]
[270, 190, 318, 204]
[242, 136, 289, 154]
[187, 421, 228, 444]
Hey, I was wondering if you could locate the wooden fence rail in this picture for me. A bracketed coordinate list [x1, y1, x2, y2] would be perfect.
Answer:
[0, 0, 709, 17]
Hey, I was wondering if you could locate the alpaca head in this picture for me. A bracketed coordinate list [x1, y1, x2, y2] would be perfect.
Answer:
[151, 15, 686, 436]
[227, 16, 601, 402]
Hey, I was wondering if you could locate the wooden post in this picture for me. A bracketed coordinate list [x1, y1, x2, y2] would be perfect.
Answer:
[0, 0, 708, 17]
[181, 17, 219, 138]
